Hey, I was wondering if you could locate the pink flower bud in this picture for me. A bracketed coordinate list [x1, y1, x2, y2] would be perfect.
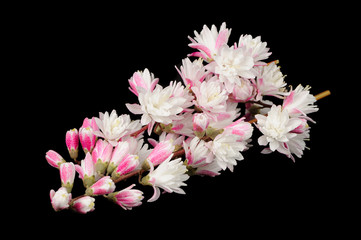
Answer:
[145, 140, 175, 168]
[45, 150, 66, 169]
[225, 117, 253, 142]
[193, 113, 210, 132]
[50, 187, 71, 212]
[75, 152, 95, 188]
[79, 117, 98, 154]
[71, 196, 95, 214]
[92, 139, 113, 175]
[60, 162, 76, 193]
[66, 128, 79, 160]
[290, 118, 308, 134]
[111, 154, 139, 180]
[231, 78, 254, 102]
[107, 141, 130, 175]
[86, 176, 116, 196]
[128, 68, 159, 96]
[108, 184, 144, 210]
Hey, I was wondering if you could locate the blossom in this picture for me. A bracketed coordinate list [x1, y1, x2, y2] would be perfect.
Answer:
[206, 45, 255, 93]
[126, 81, 193, 135]
[256, 105, 303, 157]
[254, 62, 286, 100]
[176, 57, 208, 88]
[50, 187, 71, 212]
[75, 152, 95, 188]
[282, 85, 318, 120]
[195, 161, 222, 177]
[79, 117, 98, 154]
[92, 139, 113, 175]
[191, 76, 228, 118]
[231, 78, 255, 102]
[45, 150, 66, 169]
[207, 129, 247, 171]
[142, 155, 189, 202]
[65, 128, 79, 160]
[111, 154, 139, 180]
[192, 113, 210, 138]
[106, 140, 130, 175]
[108, 184, 144, 210]
[184, 137, 214, 168]
[128, 68, 159, 96]
[86, 176, 116, 196]
[237, 34, 271, 65]
[71, 196, 95, 214]
[224, 117, 253, 142]
[60, 162, 76, 193]
[188, 22, 231, 61]
[94, 110, 141, 146]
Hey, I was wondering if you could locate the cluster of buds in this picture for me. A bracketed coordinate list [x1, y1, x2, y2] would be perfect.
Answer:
[45, 22, 330, 214]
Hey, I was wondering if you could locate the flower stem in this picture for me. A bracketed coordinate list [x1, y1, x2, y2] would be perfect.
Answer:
[130, 125, 148, 137]
[314, 90, 331, 101]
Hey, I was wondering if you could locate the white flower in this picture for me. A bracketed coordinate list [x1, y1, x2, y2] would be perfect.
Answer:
[94, 110, 141, 146]
[256, 105, 303, 155]
[50, 187, 71, 212]
[254, 62, 287, 100]
[176, 57, 208, 88]
[188, 22, 231, 61]
[143, 155, 189, 202]
[126, 81, 193, 135]
[128, 68, 159, 96]
[184, 137, 214, 168]
[282, 84, 318, 120]
[206, 45, 255, 93]
[191, 76, 228, 118]
[207, 129, 246, 171]
[238, 34, 271, 65]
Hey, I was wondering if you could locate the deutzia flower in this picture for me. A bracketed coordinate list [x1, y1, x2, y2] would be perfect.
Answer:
[237, 34, 271, 65]
[191, 76, 228, 119]
[256, 105, 303, 157]
[50, 187, 72, 212]
[206, 45, 255, 93]
[254, 62, 287, 100]
[282, 84, 318, 120]
[207, 129, 247, 171]
[184, 137, 214, 168]
[126, 81, 193, 135]
[176, 57, 208, 88]
[94, 110, 141, 146]
[141, 154, 189, 202]
[128, 68, 159, 96]
[188, 22, 231, 62]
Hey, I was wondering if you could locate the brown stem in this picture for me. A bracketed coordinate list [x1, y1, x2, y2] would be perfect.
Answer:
[130, 125, 148, 138]
[172, 148, 185, 159]
[113, 170, 142, 184]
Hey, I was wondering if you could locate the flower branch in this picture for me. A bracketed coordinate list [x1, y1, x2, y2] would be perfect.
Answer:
[46, 22, 330, 214]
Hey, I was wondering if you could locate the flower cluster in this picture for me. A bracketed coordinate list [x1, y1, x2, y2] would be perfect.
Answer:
[46, 22, 329, 214]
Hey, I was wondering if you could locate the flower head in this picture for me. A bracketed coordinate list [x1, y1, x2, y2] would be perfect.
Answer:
[142, 155, 189, 202]
[65, 128, 79, 160]
[45, 150, 66, 169]
[71, 196, 95, 214]
[206, 45, 255, 93]
[86, 176, 116, 196]
[128, 68, 159, 96]
[282, 85, 318, 120]
[188, 22, 231, 61]
[256, 105, 303, 157]
[79, 117, 98, 154]
[50, 187, 71, 212]
[94, 110, 141, 146]
[60, 162, 76, 193]
[126, 81, 193, 135]
[108, 184, 144, 210]
[237, 34, 271, 65]
[75, 152, 95, 188]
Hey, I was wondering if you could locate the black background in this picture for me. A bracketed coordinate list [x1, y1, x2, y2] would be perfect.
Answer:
[12, 2, 355, 237]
